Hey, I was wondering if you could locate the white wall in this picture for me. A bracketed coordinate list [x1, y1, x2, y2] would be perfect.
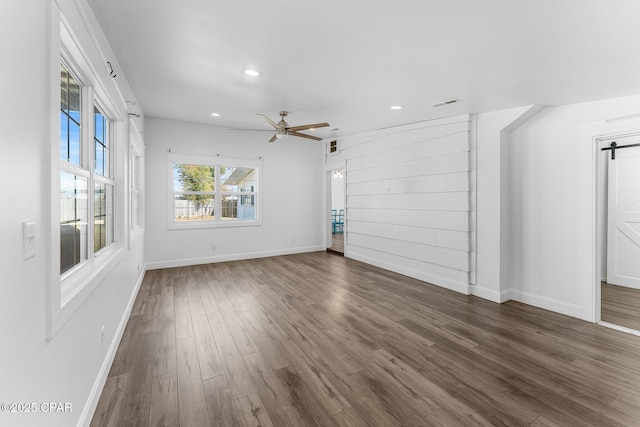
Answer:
[329, 116, 472, 293]
[145, 118, 325, 268]
[472, 105, 541, 302]
[508, 94, 640, 321]
[0, 1, 145, 426]
[326, 97, 640, 322]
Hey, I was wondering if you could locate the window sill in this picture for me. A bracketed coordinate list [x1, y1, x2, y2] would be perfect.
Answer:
[167, 220, 262, 231]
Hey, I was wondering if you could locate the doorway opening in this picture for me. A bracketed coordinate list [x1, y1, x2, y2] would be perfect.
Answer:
[597, 133, 640, 333]
[328, 168, 345, 254]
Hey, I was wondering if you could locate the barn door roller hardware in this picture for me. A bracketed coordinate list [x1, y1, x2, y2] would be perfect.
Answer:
[601, 141, 640, 160]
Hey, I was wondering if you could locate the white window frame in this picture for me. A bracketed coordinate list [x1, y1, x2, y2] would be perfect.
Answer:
[47, 18, 125, 339]
[167, 153, 262, 230]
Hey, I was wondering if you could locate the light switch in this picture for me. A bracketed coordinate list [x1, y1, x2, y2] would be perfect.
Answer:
[23, 222, 35, 260]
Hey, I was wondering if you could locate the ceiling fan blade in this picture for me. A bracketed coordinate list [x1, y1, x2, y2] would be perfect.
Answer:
[290, 131, 322, 141]
[287, 122, 330, 132]
[257, 114, 280, 129]
[268, 134, 277, 143]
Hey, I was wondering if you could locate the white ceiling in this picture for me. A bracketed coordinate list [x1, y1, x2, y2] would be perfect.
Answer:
[88, 0, 640, 139]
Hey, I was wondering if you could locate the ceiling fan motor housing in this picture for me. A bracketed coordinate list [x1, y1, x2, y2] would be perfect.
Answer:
[278, 111, 289, 129]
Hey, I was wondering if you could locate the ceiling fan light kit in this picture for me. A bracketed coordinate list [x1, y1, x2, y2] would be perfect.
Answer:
[276, 127, 288, 139]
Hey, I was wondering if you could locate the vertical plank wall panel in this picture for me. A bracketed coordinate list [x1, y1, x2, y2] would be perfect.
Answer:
[339, 116, 471, 293]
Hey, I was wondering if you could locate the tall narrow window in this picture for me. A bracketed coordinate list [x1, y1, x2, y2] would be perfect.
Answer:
[60, 62, 88, 274]
[131, 150, 142, 230]
[51, 18, 125, 338]
[129, 126, 145, 246]
[59, 60, 116, 276]
[93, 106, 114, 253]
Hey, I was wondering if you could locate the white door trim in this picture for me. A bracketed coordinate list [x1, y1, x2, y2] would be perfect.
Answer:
[605, 138, 640, 288]
[325, 160, 346, 252]
[581, 112, 640, 324]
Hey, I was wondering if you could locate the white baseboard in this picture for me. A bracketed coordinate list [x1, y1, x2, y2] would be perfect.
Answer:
[146, 246, 325, 270]
[77, 265, 147, 427]
[469, 285, 512, 303]
[599, 321, 640, 337]
[347, 252, 470, 295]
[509, 289, 581, 319]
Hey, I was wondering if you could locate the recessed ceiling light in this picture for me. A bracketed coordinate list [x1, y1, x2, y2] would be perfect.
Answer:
[390, 105, 403, 110]
[210, 113, 220, 117]
[243, 69, 262, 77]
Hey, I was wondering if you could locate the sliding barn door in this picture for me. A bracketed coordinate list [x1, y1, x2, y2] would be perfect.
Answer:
[607, 138, 640, 289]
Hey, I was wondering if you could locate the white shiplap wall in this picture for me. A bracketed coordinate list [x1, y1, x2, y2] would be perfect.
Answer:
[329, 115, 471, 293]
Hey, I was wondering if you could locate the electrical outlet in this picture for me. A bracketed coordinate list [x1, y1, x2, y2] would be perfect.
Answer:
[100, 325, 105, 347]
[291, 237, 295, 243]
[211, 244, 216, 251]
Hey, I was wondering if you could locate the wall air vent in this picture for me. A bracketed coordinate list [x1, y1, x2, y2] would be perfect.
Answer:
[328, 139, 339, 156]
[432, 98, 463, 107]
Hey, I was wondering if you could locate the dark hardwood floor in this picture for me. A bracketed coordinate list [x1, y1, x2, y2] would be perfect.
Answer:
[92, 252, 640, 426]
[602, 281, 640, 332]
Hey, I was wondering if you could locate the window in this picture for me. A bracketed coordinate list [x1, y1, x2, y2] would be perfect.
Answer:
[60, 62, 88, 275]
[129, 126, 145, 245]
[60, 171, 87, 273]
[173, 164, 216, 222]
[49, 13, 126, 339]
[168, 153, 260, 229]
[220, 166, 257, 221]
[93, 106, 114, 253]
[59, 59, 116, 279]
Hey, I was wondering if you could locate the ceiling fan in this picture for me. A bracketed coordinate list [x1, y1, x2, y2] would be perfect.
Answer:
[256, 111, 330, 143]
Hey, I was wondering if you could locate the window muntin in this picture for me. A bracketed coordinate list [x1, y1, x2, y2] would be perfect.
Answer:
[169, 156, 260, 228]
